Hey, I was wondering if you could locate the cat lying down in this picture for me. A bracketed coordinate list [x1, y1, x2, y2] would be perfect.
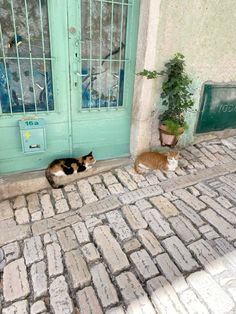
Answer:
[45, 152, 96, 189]
[134, 151, 180, 174]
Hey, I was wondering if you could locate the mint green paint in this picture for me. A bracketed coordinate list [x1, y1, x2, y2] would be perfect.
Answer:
[0, 0, 140, 174]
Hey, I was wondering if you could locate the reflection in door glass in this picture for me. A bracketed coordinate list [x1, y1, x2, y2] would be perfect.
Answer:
[0, 0, 54, 114]
[81, 0, 127, 109]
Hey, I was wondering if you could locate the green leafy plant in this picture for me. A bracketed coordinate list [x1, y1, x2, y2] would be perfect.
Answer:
[163, 119, 188, 138]
[139, 53, 194, 134]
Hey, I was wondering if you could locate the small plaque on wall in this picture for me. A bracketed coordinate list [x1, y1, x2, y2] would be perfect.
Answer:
[196, 83, 236, 133]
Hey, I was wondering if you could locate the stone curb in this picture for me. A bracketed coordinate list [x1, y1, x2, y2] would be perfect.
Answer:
[0, 158, 131, 202]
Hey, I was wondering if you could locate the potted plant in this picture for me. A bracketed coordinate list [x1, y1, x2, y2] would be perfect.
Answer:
[139, 53, 194, 147]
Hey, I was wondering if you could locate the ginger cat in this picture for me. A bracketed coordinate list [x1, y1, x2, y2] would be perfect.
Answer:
[134, 151, 180, 174]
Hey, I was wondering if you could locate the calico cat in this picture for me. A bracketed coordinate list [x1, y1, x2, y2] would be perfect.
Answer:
[134, 151, 180, 174]
[45, 152, 96, 189]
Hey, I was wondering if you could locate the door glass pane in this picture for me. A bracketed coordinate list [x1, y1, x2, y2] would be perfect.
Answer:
[0, 0, 54, 114]
[81, 0, 128, 109]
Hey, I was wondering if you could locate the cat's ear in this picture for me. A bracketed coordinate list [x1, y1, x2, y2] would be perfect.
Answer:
[88, 151, 92, 156]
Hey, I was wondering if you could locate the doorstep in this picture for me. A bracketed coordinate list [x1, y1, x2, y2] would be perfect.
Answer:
[0, 157, 131, 201]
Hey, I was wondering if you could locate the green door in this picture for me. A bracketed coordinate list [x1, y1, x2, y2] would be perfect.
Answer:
[68, 0, 140, 160]
[0, 0, 139, 174]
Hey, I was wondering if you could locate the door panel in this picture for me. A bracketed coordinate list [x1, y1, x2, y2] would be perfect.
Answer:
[0, 0, 71, 173]
[69, 0, 140, 160]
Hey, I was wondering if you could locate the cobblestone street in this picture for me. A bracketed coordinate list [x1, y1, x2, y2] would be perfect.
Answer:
[1, 136, 236, 314]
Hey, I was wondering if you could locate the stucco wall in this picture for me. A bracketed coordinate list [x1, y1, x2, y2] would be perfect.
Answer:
[132, 0, 236, 154]
[153, 0, 236, 147]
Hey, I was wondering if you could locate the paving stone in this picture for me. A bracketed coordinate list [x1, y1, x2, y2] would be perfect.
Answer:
[77, 179, 98, 204]
[188, 239, 226, 275]
[27, 193, 40, 213]
[186, 145, 204, 158]
[146, 173, 160, 185]
[91, 263, 118, 307]
[13, 195, 26, 209]
[67, 191, 83, 209]
[179, 289, 209, 314]
[40, 194, 55, 218]
[102, 172, 118, 185]
[173, 200, 205, 227]
[216, 196, 233, 209]
[137, 229, 163, 256]
[0, 200, 13, 221]
[147, 276, 188, 314]
[79, 195, 121, 217]
[212, 238, 236, 269]
[201, 209, 236, 241]
[123, 238, 141, 253]
[72, 221, 90, 244]
[93, 183, 110, 199]
[217, 185, 236, 203]
[173, 189, 206, 211]
[57, 227, 78, 251]
[130, 249, 159, 281]
[31, 211, 42, 222]
[76, 286, 103, 314]
[181, 149, 195, 160]
[122, 205, 147, 230]
[93, 225, 129, 274]
[222, 139, 236, 149]
[88, 175, 102, 184]
[108, 183, 126, 194]
[150, 195, 179, 218]
[0, 247, 6, 271]
[119, 185, 163, 204]
[65, 249, 91, 289]
[154, 169, 167, 181]
[3, 241, 20, 263]
[115, 168, 138, 190]
[15, 207, 30, 224]
[199, 155, 215, 168]
[46, 242, 63, 277]
[162, 236, 199, 272]
[200, 195, 236, 224]
[137, 180, 150, 187]
[31, 261, 47, 299]
[175, 167, 187, 176]
[222, 146, 236, 159]
[23, 236, 44, 266]
[199, 224, 219, 240]
[85, 216, 102, 231]
[125, 165, 146, 183]
[3, 258, 30, 302]
[106, 306, 125, 314]
[195, 182, 218, 197]
[201, 147, 220, 164]
[187, 270, 234, 314]
[143, 208, 174, 239]
[135, 199, 152, 211]
[106, 210, 132, 241]
[55, 198, 70, 214]
[49, 276, 74, 314]
[65, 213, 81, 225]
[169, 215, 201, 243]
[188, 183, 204, 195]
[0, 222, 31, 246]
[165, 171, 178, 179]
[116, 272, 156, 314]
[155, 253, 188, 293]
[52, 189, 64, 201]
[43, 230, 58, 244]
[3, 300, 28, 314]
[81, 243, 100, 263]
[31, 300, 47, 314]
[163, 192, 178, 201]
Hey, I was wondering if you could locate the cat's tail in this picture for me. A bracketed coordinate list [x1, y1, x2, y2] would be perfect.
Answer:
[45, 168, 64, 189]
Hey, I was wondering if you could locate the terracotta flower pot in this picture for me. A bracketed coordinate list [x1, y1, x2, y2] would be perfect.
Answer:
[159, 124, 184, 147]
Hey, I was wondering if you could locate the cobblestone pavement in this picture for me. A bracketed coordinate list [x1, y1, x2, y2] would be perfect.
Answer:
[1, 136, 236, 314]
